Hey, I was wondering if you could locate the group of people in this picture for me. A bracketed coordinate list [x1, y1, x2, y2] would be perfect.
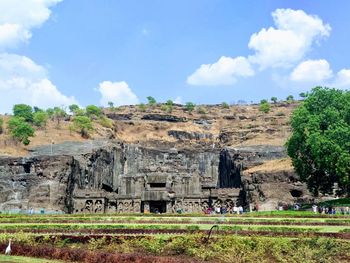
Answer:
[312, 204, 350, 215]
[205, 205, 244, 214]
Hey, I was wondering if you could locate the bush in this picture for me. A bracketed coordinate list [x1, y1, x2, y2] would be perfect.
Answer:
[185, 102, 195, 113]
[221, 102, 229, 109]
[7, 117, 35, 145]
[259, 102, 270, 113]
[99, 117, 113, 129]
[271, 97, 278, 103]
[72, 116, 93, 138]
[33, 111, 48, 127]
[86, 105, 102, 118]
[13, 104, 33, 122]
[69, 104, 80, 114]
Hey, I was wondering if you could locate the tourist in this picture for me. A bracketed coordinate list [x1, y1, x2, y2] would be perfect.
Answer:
[238, 206, 243, 214]
[215, 206, 221, 214]
[346, 207, 350, 215]
[340, 207, 345, 215]
[233, 205, 238, 214]
[312, 204, 318, 214]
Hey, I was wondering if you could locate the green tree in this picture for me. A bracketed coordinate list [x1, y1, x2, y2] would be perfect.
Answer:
[271, 97, 278, 104]
[69, 104, 80, 114]
[33, 111, 48, 128]
[53, 107, 67, 125]
[287, 87, 350, 196]
[72, 116, 93, 138]
[286, 95, 294, 103]
[146, 96, 157, 106]
[33, 106, 43, 113]
[13, 104, 33, 122]
[108, 101, 114, 109]
[259, 102, 270, 113]
[299, 92, 307, 99]
[86, 105, 102, 118]
[7, 117, 35, 145]
[46, 108, 55, 118]
[185, 102, 195, 113]
[221, 102, 229, 109]
[260, 99, 268, 104]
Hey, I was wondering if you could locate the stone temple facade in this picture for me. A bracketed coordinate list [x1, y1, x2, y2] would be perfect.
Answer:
[0, 141, 311, 213]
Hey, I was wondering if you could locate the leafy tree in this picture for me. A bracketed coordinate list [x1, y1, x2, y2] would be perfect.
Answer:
[13, 104, 33, 122]
[33, 106, 43, 113]
[108, 101, 114, 109]
[146, 96, 157, 106]
[7, 117, 35, 145]
[299, 92, 307, 99]
[287, 87, 350, 196]
[33, 111, 48, 128]
[259, 102, 270, 113]
[138, 103, 147, 112]
[53, 107, 67, 125]
[221, 102, 229, 109]
[86, 105, 102, 118]
[0, 118, 3, 134]
[260, 99, 268, 104]
[271, 97, 278, 104]
[185, 102, 195, 113]
[69, 104, 80, 114]
[286, 95, 294, 103]
[72, 116, 93, 138]
[46, 108, 55, 118]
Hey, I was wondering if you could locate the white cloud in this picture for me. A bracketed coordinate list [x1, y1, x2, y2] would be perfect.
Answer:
[333, 69, 350, 88]
[0, 0, 62, 50]
[97, 81, 139, 106]
[290, 59, 333, 82]
[249, 9, 331, 69]
[187, 56, 254, 86]
[0, 53, 77, 113]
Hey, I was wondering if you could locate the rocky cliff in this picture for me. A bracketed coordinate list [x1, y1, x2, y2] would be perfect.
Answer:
[0, 103, 313, 213]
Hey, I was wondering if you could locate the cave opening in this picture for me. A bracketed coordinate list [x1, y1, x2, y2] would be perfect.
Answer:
[290, 189, 303, 198]
[218, 149, 242, 188]
[23, 163, 31, 174]
[102, 183, 114, 192]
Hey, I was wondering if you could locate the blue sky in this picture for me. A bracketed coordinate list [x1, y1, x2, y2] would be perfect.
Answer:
[0, 0, 350, 112]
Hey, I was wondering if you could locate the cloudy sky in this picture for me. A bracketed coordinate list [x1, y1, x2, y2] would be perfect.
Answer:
[0, 0, 349, 113]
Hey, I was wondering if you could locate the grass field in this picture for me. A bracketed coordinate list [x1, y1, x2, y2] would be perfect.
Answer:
[1, 211, 350, 262]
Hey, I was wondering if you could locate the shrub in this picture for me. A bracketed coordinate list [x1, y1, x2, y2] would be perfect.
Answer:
[72, 116, 93, 138]
[259, 102, 270, 113]
[33, 111, 48, 127]
[185, 102, 195, 113]
[86, 105, 102, 118]
[99, 117, 113, 129]
[13, 104, 33, 122]
[7, 117, 35, 145]
[221, 102, 229, 109]
[286, 95, 294, 103]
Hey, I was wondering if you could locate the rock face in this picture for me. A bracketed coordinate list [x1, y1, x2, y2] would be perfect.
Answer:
[0, 141, 311, 213]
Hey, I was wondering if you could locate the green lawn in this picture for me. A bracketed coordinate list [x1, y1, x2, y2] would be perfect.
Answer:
[0, 255, 66, 263]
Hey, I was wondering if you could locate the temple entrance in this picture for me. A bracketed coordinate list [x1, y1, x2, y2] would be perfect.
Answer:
[149, 201, 167, 213]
